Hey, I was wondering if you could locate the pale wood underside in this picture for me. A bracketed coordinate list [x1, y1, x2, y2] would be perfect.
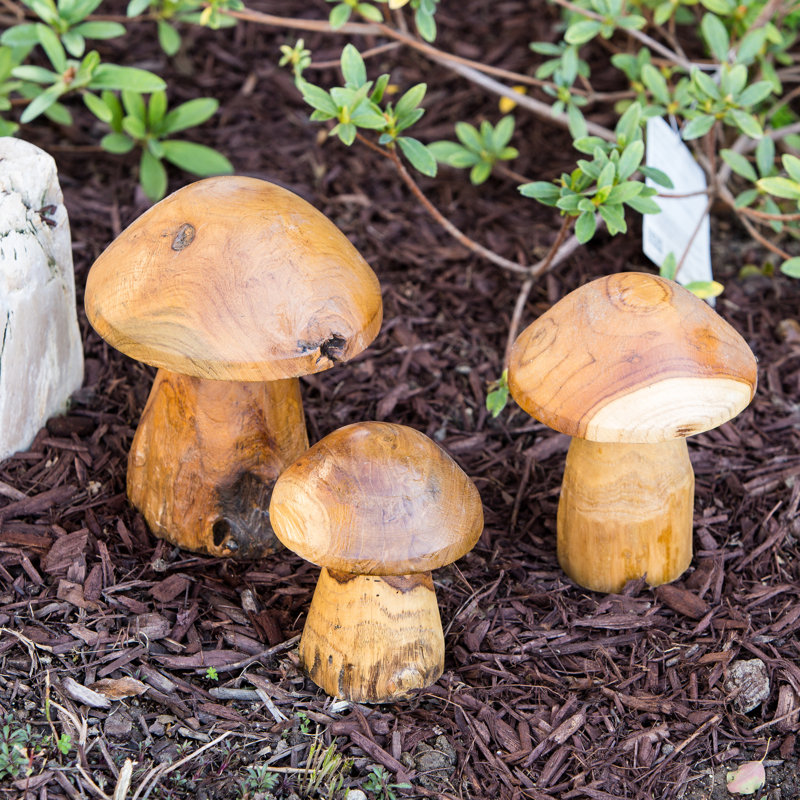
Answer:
[128, 369, 308, 558]
[299, 568, 444, 703]
[557, 438, 694, 593]
[508, 272, 757, 442]
[269, 422, 483, 574]
[85, 176, 382, 381]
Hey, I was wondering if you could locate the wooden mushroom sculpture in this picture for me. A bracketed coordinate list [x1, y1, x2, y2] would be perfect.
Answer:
[84, 176, 382, 558]
[507, 272, 757, 593]
[269, 421, 483, 703]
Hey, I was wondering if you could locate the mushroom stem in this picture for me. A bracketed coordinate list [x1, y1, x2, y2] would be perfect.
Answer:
[299, 568, 445, 703]
[557, 438, 694, 593]
[128, 369, 308, 558]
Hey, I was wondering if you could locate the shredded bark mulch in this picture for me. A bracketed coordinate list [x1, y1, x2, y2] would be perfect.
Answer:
[1, 2, 799, 798]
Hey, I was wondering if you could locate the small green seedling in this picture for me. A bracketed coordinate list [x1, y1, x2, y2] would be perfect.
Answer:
[205, 666, 219, 681]
[362, 765, 412, 800]
[429, 116, 519, 185]
[85, 88, 233, 201]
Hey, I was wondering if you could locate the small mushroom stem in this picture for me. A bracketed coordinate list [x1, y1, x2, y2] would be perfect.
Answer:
[299, 568, 445, 703]
[127, 369, 308, 558]
[557, 438, 694, 593]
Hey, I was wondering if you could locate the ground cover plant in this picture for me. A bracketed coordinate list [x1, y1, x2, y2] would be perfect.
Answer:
[0, 0, 799, 798]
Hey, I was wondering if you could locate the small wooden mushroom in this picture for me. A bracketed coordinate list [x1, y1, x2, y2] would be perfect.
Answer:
[269, 421, 483, 703]
[84, 176, 382, 558]
[507, 272, 757, 593]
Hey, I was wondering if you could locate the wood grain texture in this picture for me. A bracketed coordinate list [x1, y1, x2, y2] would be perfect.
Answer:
[299, 568, 444, 703]
[508, 272, 757, 443]
[557, 438, 694, 592]
[128, 369, 308, 557]
[269, 421, 484, 574]
[84, 176, 382, 381]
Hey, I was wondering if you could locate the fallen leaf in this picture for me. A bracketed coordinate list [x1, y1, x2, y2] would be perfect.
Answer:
[90, 677, 148, 700]
[726, 761, 766, 794]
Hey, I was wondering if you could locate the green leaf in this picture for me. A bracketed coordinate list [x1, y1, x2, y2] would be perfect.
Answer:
[756, 176, 800, 199]
[397, 136, 437, 177]
[1, 23, 40, 47]
[139, 148, 167, 202]
[356, 2, 383, 22]
[729, 108, 762, 139]
[692, 68, 720, 100]
[332, 120, 356, 144]
[639, 165, 673, 188]
[685, 280, 724, 299]
[615, 101, 641, 145]
[340, 43, 367, 88]
[148, 90, 167, 129]
[564, 19, 603, 45]
[160, 140, 233, 176]
[485, 369, 509, 418]
[157, 20, 181, 55]
[575, 210, 596, 243]
[36, 23, 66, 73]
[617, 139, 644, 180]
[606, 181, 643, 204]
[122, 88, 145, 120]
[700, 0, 735, 13]
[90, 64, 166, 92]
[61, 30, 85, 57]
[599, 202, 627, 234]
[122, 114, 146, 138]
[567, 103, 587, 140]
[735, 28, 767, 65]
[13, 64, 60, 83]
[100, 131, 135, 153]
[298, 80, 338, 115]
[395, 83, 426, 118]
[454, 121, 482, 153]
[414, 8, 436, 42]
[734, 188, 758, 207]
[395, 107, 424, 132]
[161, 97, 218, 134]
[470, 160, 492, 185]
[641, 63, 670, 106]
[369, 73, 390, 104]
[492, 115, 515, 149]
[127, 0, 150, 16]
[597, 160, 615, 190]
[782, 154, 800, 183]
[736, 81, 774, 107]
[659, 252, 677, 280]
[19, 83, 63, 123]
[654, 1, 673, 25]
[720, 149, 757, 181]
[755, 134, 774, 177]
[328, 3, 351, 29]
[43, 100, 71, 125]
[83, 89, 113, 122]
[625, 193, 662, 214]
[682, 114, 715, 140]
[519, 180, 560, 205]
[350, 105, 386, 130]
[701, 13, 730, 62]
[72, 21, 126, 39]
[780, 257, 800, 278]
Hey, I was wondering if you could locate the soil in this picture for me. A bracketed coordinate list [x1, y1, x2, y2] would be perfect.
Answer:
[1, 2, 800, 799]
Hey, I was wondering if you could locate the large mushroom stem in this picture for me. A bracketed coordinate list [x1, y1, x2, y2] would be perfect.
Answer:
[299, 568, 445, 703]
[127, 369, 308, 558]
[557, 438, 694, 593]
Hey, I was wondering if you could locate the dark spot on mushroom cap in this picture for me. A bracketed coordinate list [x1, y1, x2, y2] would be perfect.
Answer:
[171, 223, 195, 251]
[319, 334, 347, 362]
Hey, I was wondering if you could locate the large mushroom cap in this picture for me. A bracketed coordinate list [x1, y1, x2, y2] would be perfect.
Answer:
[508, 272, 757, 443]
[269, 422, 484, 574]
[84, 176, 382, 381]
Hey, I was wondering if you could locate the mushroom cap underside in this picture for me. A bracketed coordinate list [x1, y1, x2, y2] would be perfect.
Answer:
[269, 421, 484, 574]
[84, 176, 382, 381]
[507, 272, 758, 443]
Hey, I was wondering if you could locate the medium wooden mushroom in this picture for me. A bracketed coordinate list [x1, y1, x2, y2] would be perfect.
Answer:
[507, 272, 757, 593]
[84, 176, 382, 558]
[269, 421, 483, 703]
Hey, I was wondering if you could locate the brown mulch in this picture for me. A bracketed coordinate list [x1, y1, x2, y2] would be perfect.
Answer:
[1, 2, 799, 799]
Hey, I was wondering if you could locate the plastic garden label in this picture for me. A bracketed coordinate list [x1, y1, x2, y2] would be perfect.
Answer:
[642, 117, 713, 289]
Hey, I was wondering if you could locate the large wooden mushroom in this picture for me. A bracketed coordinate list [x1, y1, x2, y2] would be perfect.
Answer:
[84, 176, 382, 558]
[507, 272, 757, 593]
[269, 421, 483, 703]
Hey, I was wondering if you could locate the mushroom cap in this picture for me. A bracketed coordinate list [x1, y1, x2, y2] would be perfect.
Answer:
[507, 272, 757, 443]
[84, 176, 382, 381]
[269, 422, 484, 574]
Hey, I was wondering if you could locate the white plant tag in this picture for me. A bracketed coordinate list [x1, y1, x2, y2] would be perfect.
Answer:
[642, 117, 713, 289]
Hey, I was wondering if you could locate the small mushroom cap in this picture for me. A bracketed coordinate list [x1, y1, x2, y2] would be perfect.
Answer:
[84, 176, 382, 381]
[508, 272, 757, 443]
[269, 422, 484, 574]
